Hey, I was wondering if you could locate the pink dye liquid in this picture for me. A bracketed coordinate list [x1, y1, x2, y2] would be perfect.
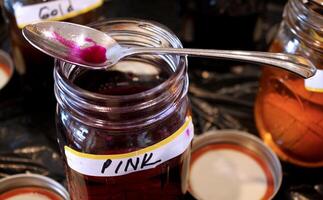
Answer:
[54, 32, 107, 64]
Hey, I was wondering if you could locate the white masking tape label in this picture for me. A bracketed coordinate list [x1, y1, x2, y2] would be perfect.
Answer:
[13, 0, 103, 28]
[305, 69, 323, 93]
[65, 117, 194, 177]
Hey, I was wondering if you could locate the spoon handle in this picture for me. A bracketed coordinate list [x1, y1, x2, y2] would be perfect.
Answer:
[124, 47, 316, 78]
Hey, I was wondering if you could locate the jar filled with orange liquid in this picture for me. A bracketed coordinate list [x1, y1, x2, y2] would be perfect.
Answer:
[255, 0, 323, 167]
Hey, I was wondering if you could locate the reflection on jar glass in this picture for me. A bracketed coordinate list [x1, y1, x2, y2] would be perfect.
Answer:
[54, 19, 192, 199]
[255, 0, 323, 167]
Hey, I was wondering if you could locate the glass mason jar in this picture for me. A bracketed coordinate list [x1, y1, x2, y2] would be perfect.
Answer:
[2, 0, 104, 103]
[54, 19, 192, 199]
[255, 0, 323, 167]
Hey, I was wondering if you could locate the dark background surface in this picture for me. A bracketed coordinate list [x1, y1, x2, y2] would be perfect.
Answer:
[0, 0, 323, 199]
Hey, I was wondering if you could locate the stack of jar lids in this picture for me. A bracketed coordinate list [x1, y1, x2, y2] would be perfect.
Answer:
[0, 174, 69, 200]
[189, 130, 282, 200]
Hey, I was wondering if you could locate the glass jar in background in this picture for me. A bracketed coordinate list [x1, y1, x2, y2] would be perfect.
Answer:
[255, 0, 323, 167]
[54, 19, 193, 199]
[2, 0, 104, 105]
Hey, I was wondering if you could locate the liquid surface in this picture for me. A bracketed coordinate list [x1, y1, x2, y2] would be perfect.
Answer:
[74, 59, 170, 95]
[190, 144, 274, 200]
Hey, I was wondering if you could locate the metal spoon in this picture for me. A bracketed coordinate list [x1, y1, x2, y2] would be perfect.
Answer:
[22, 21, 316, 78]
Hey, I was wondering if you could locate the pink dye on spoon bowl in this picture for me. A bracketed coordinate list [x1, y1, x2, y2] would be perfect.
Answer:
[53, 32, 107, 64]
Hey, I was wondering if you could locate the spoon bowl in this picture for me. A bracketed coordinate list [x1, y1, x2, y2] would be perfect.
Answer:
[22, 21, 121, 69]
[22, 21, 316, 78]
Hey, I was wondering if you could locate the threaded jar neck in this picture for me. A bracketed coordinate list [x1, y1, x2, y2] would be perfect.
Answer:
[54, 19, 188, 130]
[284, 0, 323, 52]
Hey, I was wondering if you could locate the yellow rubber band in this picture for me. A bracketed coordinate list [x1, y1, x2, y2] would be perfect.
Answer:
[65, 116, 192, 159]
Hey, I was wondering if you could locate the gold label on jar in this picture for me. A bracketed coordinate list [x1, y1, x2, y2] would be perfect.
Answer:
[13, 0, 104, 28]
[305, 69, 323, 92]
[64, 117, 194, 177]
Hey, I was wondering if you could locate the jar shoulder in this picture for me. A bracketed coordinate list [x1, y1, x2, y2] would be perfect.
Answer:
[56, 98, 191, 154]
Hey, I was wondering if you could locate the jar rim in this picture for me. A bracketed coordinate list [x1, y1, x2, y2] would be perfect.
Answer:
[285, 0, 323, 51]
[295, 0, 323, 29]
[54, 18, 189, 129]
[55, 18, 186, 102]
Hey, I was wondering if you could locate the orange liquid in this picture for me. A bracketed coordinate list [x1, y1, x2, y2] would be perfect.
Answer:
[255, 41, 323, 167]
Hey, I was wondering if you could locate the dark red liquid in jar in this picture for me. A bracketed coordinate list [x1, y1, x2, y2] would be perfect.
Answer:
[56, 59, 190, 200]
[74, 66, 168, 95]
